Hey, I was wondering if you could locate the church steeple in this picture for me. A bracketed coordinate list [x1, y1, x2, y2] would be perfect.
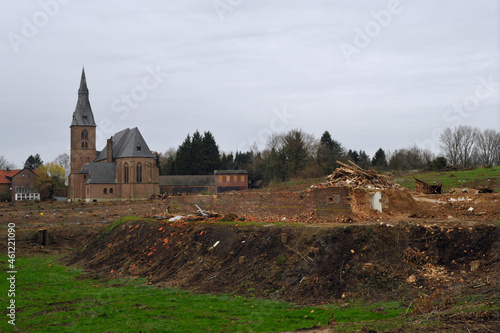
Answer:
[69, 68, 97, 200]
[78, 68, 89, 94]
[71, 68, 96, 127]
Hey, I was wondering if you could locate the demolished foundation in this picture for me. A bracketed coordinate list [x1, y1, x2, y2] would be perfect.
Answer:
[162, 184, 417, 223]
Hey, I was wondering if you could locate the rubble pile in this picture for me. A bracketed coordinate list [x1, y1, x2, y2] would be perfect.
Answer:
[321, 161, 401, 190]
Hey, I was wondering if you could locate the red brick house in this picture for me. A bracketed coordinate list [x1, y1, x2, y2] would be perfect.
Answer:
[0, 168, 40, 201]
[214, 170, 248, 193]
[68, 69, 159, 202]
[159, 170, 248, 194]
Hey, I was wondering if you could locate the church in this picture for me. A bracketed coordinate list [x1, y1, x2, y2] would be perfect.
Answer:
[68, 69, 159, 202]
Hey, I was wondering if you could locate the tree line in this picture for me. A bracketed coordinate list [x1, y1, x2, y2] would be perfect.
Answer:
[2, 125, 497, 191]
[157, 126, 498, 184]
[439, 126, 499, 168]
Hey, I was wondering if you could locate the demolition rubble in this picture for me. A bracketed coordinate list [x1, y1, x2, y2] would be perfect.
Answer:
[320, 161, 403, 190]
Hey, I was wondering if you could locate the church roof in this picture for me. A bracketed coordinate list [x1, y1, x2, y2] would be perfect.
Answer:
[71, 68, 96, 127]
[94, 127, 155, 162]
[81, 162, 116, 184]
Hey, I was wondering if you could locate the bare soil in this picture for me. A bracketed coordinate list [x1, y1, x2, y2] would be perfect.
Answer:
[1, 191, 499, 332]
[63, 219, 498, 304]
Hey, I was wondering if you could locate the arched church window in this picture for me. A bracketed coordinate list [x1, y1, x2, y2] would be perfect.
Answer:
[81, 130, 88, 140]
[110, 188, 113, 194]
[103, 188, 107, 194]
[124, 163, 129, 183]
[136, 163, 142, 183]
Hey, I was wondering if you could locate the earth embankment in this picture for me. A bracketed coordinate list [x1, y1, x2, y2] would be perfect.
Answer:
[67, 218, 499, 305]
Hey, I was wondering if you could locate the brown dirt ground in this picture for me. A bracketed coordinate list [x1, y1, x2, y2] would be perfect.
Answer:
[1, 191, 499, 332]
[61, 218, 499, 332]
[64, 219, 499, 303]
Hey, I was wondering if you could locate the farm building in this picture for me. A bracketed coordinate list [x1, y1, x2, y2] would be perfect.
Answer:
[0, 168, 40, 201]
[160, 170, 248, 194]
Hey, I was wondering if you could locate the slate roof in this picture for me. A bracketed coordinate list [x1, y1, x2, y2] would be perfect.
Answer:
[71, 68, 96, 127]
[81, 162, 116, 184]
[159, 175, 215, 186]
[94, 127, 155, 162]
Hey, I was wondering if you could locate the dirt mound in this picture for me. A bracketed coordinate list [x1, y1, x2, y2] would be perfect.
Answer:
[67, 219, 499, 305]
[0, 223, 108, 256]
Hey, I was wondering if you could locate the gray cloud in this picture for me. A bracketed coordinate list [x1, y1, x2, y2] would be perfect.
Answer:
[1, 0, 498, 167]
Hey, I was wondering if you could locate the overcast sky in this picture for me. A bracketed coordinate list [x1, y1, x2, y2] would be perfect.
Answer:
[1, 0, 499, 168]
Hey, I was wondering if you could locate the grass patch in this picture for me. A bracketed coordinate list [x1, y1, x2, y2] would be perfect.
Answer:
[77, 216, 144, 253]
[102, 215, 143, 234]
[0, 255, 413, 332]
[393, 166, 500, 192]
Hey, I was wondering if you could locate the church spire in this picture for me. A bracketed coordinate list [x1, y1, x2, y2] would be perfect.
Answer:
[78, 67, 89, 94]
[71, 68, 96, 127]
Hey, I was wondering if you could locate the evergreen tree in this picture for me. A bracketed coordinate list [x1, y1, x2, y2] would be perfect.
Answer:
[320, 131, 334, 150]
[358, 150, 371, 169]
[164, 155, 176, 175]
[190, 131, 204, 174]
[429, 156, 447, 171]
[371, 148, 387, 169]
[347, 149, 359, 164]
[220, 153, 234, 170]
[317, 131, 345, 174]
[264, 148, 287, 182]
[234, 151, 252, 170]
[24, 154, 43, 170]
[173, 131, 222, 175]
[174, 135, 193, 175]
[281, 130, 309, 179]
[201, 131, 220, 174]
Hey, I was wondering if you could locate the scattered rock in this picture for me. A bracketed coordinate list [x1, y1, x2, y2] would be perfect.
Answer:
[406, 275, 416, 283]
[470, 260, 480, 272]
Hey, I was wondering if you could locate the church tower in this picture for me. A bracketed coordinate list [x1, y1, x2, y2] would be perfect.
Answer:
[68, 68, 97, 201]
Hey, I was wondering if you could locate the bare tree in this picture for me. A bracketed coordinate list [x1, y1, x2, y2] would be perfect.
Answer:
[0, 156, 16, 170]
[266, 132, 285, 151]
[439, 127, 460, 166]
[53, 153, 70, 180]
[457, 126, 479, 168]
[440, 126, 479, 167]
[474, 129, 500, 166]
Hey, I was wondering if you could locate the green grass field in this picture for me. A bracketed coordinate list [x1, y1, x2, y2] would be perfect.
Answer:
[1, 254, 498, 331]
[0, 256, 412, 332]
[392, 166, 500, 192]
[253, 166, 500, 194]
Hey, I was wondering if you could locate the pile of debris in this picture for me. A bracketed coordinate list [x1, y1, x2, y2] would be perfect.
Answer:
[150, 193, 185, 200]
[321, 161, 401, 190]
[415, 178, 442, 194]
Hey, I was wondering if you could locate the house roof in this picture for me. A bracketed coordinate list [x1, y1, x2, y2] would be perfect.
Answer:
[71, 68, 96, 127]
[82, 162, 117, 184]
[159, 175, 215, 186]
[94, 127, 155, 162]
[214, 170, 248, 175]
[0, 169, 21, 184]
